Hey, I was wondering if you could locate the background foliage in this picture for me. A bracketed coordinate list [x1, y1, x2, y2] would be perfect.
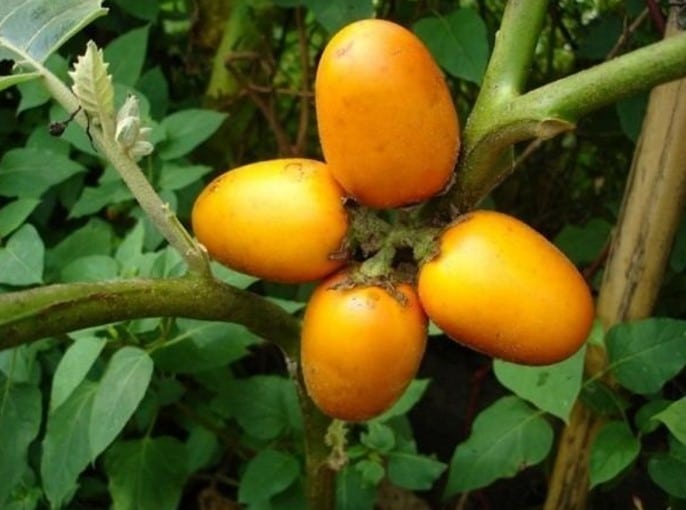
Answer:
[1, 0, 685, 509]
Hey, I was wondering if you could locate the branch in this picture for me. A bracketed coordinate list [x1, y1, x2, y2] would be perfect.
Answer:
[0, 275, 300, 357]
[451, 29, 686, 210]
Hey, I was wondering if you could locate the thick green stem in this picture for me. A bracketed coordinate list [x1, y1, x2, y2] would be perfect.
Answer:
[35, 61, 210, 275]
[452, 22, 686, 211]
[0, 275, 299, 352]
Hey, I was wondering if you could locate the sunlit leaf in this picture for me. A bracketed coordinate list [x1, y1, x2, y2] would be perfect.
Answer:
[589, 421, 640, 488]
[653, 397, 686, 446]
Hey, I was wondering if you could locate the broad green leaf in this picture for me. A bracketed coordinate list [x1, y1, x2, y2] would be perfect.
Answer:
[89, 347, 154, 460]
[104, 25, 149, 87]
[157, 109, 227, 160]
[579, 379, 630, 416]
[4, 480, 42, 510]
[0, 381, 41, 507]
[113, 0, 159, 21]
[152, 319, 261, 373]
[69, 180, 133, 218]
[606, 318, 686, 394]
[386, 451, 446, 491]
[653, 397, 686, 446]
[648, 437, 686, 499]
[158, 163, 213, 191]
[50, 335, 106, 411]
[414, 8, 489, 84]
[41, 381, 98, 509]
[216, 375, 298, 440]
[46, 218, 113, 278]
[444, 396, 553, 496]
[211, 262, 260, 289]
[372, 379, 430, 422]
[0, 199, 40, 239]
[635, 399, 671, 434]
[577, 15, 623, 60]
[17, 54, 69, 113]
[0, 147, 85, 198]
[185, 425, 220, 473]
[494, 345, 586, 422]
[554, 218, 612, 266]
[355, 459, 385, 487]
[0, 72, 41, 92]
[305, 0, 374, 33]
[0, 0, 107, 92]
[238, 449, 299, 504]
[336, 464, 376, 510]
[361, 422, 395, 453]
[0, 224, 44, 286]
[115, 221, 145, 276]
[136, 66, 169, 118]
[105, 436, 187, 510]
[60, 254, 120, 282]
[589, 421, 640, 487]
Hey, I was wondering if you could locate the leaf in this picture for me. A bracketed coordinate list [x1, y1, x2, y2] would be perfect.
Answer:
[152, 319, 261, 373]
[104, 25, 149, 86]
[444, 396, 553, 496]
[414, 8, 489, 85]
[89, 347, 153, 460]
[616, 93, 648, 143]
[0, 224, 44, 286]
[494, 345, 586, 422]
[113, 0, 159, 21]
[216, 375, 298, 440]
[355, 459, 385, 486]
[372, 379, 430, 422]
[105, 436, 188, 510]
[69, 40, 115, 131]
[648, 436, 686, 499]
[41, 381, 98, 509]
[589, 421, 640, 488]
[653, 397, 686, 446]
[17, 54, 69, 113]
[635, 399, 671, 434]
[70, 180, 134, 218]
[50, 335, 106, 412]
[361, 422, 395, 453]
[554, 218, 612, 266]
[157, 109, 227, 160]
[46, 218, 113, 278]
[304, 0, 374, 33]
[0, 72, 42, 92]
[386, 451, 446, 491]
[158, 163, 213, 191]
[336, 464, 376, 510]
[0, 147, 86, 198]
[0, 0, 107, 92]
[606, 318, 686, 394]
[0, 199, 41, 239]
[238, 449, 300, 504]
[0, 381, 42, 507]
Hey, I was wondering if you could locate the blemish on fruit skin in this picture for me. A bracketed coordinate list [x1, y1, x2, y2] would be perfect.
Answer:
[335, 41, 354, 58]
[283, 162, 306, 181]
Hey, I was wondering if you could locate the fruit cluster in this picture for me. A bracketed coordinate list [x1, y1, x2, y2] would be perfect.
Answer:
[191, 19, 594, 422]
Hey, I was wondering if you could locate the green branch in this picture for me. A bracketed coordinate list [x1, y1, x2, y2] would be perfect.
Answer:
[450, 17, 686, 211]
[0, 275, 300, 357]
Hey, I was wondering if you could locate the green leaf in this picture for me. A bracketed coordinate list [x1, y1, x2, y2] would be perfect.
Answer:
[158, 163, 213, 191]
[216, 375, 298, 440]
[70, 180, 133, 218]
[50, 335, 106, 412]
[238, 449, 299, 504]
[0, 224, 44, 286]
[635, 399, 671, 435]
[616, 93, 648, 143]
[589, 421, 640, 488]
[104, 25, 149, 86]
[494, 345, 586, 422]
[0, 0, 107, 65]
[0, 147, 86, 198]
[386, 451, 446, 491]
[304, 0, 374, 33]
[648, 437, 686, 499]
[105, 436, 188, 510]
[577, 15, 623, 60]
[152, 319, 261, 373]
[17, 54, 69, 112]
[554, 218, 612, 265]
[372, 379, 430, 422]
[157, 109, 227, 160]
[211, 262, 260, 289]
[444, 396, 553, 496]
[579, 379, 629, 417]
[185, 425, 220, 473]
[336, 464, 376, 510]
[354, 459, 385, 487]
[41, 381, 98, 509]
[0, 381, 41, 507]
[361, 422, 395, 453]
[113, 0, 159, 21]
[61, 254, 120, 282]
[414, 8, 489, 85]
[0, 199, 40, 239]
[0, 72, 42, 92]
[46, 218, 113, 277]
[653, 397, 686, 446]
[606, 318, 686, 394]
[136, 66, 169, 118]
[89, 347, 154, 460]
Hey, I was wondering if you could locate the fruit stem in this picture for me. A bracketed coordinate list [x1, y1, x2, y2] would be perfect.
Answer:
[34, 58, 211, 275]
